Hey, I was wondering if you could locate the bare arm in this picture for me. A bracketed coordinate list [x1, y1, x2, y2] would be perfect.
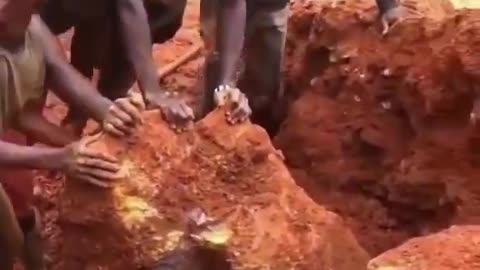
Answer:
[29, 15, 112, 123]
[217, 0, 246, 86]
[15, 107, 76, 147]
[0, 141, 65, 170]
[116, 0, 163, 102]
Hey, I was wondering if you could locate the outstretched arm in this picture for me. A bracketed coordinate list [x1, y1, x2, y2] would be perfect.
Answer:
[0, 141, 65, 170]
[15, 106, 76, 147]
[29, 15, 112, 123]
[116, 0, 161, 102]
[217, 0, 246, 86]
[115, 0, 194, 131]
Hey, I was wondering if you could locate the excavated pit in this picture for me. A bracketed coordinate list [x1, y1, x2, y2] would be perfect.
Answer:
[34, 0, 480, 268]
[276, 0, 480, 256]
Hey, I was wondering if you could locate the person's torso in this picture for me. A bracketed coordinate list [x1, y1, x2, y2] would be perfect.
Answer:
[0, 30, 46, 131]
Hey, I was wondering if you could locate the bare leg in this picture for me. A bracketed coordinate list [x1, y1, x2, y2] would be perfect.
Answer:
[238, 3, 288, 137]
[375, 0, 404, 35]
[62, 24, 98, 136]
[0, 185, 23, 270]
[197, 0, 220, 119]
[20, 208, 45, 270]
[97, 27, 136, 102]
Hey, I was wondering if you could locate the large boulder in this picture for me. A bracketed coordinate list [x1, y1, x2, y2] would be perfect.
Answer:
[58, 110, 369, 270]
[368, 225, 480, 270]
[277, 0, 480, 255]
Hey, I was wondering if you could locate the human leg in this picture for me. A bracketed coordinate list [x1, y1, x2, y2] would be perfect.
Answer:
[239, 3, 289, 136]
[0, 184, 23, 270]
[97, 30, 136, 102]
[375, 0, 398, 15]
[0, 130, 37, 269]
[19, 207, 44, 270]
[198, 0, 220, 118]
[61, 23, 100, 135]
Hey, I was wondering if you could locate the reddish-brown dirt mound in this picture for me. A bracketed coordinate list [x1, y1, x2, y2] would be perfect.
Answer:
[368, 225, 480, 270]
[58, 110, 369, 270]
[277, 0, 480, 255]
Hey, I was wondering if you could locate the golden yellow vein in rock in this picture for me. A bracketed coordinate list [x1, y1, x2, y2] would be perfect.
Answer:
[192, 222, 233, 247]
[112, 159, 159, 228]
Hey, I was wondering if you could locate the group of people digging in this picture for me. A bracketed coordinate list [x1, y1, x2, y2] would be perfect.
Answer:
[0, 0, 404, 269]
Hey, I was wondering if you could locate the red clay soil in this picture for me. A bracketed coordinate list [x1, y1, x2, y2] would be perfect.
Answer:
[35, 0, 480, 268]
[277, 0, 480, 256]
[57, 110, 369, 270]
[368, 225, 480, 270]
[36, 2, 205, 268]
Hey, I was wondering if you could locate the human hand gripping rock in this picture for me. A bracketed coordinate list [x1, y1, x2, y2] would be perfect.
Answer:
[103, 91, 145, 137]
[146, 91, 195, 133]
[214, 85, 252, 124]
[62, 134, 121, 188]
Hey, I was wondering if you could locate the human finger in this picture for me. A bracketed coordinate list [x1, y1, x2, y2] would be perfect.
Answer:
[109, 105, 133, 124]
[116, 99, 143, 125]
[78, 156, 120, 172]
[127, 91, 146, 111]
[77, 166, 122, 181]
[75, 174, 113, 188]
[103, 122, 125, 137]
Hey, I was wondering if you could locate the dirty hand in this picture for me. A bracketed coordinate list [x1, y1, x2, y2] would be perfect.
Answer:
[62, 136, 121, 188]
[214, 85, 251, 125]
[146, 92, 194, 133]
[103, 92, 145, 137]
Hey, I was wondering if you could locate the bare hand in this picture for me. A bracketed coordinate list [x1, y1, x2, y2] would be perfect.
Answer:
[103, 92, 145, 137]
[62, 135, 121, 188]
[147, 92, 194, 133]
[214, 85, 251, 125]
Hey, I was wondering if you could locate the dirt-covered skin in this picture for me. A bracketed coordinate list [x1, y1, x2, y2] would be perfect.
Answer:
[368, 225, 480, 270]
[277, 0, 480, 255]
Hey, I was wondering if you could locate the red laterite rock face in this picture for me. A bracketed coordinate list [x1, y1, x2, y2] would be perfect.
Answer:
[369, 225, 480, 270]
[59, 110, 369, 270]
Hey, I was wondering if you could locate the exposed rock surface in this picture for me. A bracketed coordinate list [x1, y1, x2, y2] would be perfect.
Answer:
[368, 225, 480, 270]
[59, 110, 369, 270]
[277, 0, 480, 255]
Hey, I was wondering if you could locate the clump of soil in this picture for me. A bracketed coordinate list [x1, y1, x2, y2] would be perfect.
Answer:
[368, 225, 480, 270]
[277, 0, 480, 255]
[58, 110, 369, 270]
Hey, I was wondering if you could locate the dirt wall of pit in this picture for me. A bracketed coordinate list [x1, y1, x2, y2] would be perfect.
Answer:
[276, 0, 480, 255]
